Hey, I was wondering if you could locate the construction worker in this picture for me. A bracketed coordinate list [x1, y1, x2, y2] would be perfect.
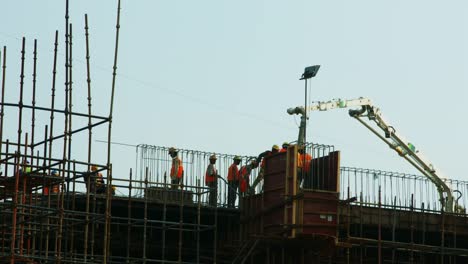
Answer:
[279, 142, 289, 153]
[239, 159, 258, 196]
[227, 156, 241, 208]
[92, 165, 106, 194]
[169, 147, 184, 189]
[297, 147, 312, 188]
[19, 160, 31, 176]
[251, 145, 280, 193]
[51, 170, 61, 194]
[205, 154, 218, 206]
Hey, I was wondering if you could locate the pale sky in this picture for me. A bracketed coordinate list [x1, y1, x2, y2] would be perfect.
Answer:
[1, 1, 467, 182]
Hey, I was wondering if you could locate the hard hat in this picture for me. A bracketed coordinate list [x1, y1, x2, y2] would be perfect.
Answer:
[282, 142, 289, 147]
[272, 145, 279, 150]
[233, 155, 241, 161]
[168, 147, 177, 153]
[91, 165, 98, 171]
[51, 170, 59, 176]
[209, 154, 217, 160]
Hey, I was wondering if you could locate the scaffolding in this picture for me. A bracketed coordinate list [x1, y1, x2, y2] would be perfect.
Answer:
[0, 1, 122, 263]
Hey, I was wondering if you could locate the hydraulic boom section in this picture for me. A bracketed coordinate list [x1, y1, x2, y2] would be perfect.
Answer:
[289, 97, 455, 213]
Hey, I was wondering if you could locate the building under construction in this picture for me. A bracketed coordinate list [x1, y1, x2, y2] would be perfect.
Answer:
[1, 1, 468, 263]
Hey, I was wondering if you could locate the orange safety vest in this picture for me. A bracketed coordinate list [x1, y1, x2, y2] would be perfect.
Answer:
[279, 148, 287, 153]
[239, 166, 250, 193]
[52, 173, 60, 193]
[52, 185, 60, 193]
[227, 163, 239, 181]
[170, 157, 184, 179]
[205, 164, 217, 184]
[298, 153, 312, 172]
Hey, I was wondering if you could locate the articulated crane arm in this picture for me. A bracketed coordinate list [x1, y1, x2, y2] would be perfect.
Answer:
[288, 97, 455, 212]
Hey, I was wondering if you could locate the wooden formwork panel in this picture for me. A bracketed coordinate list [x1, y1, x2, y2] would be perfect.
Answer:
[241, 148, 341, 240]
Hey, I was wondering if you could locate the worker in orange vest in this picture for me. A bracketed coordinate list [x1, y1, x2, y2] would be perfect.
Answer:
[227, 156, 241, 208]
[169, 147, 184, 189]
[239, 159, 258, 196]
[50, 170, 61, 194]
[279, 142, 289, 153]
[297, 146, 312, 188]
[251, 145, 279, 193]
[205, 154, 218, 206]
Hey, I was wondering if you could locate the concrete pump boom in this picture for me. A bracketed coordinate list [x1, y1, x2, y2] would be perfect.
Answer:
[288, 97, 455, 213]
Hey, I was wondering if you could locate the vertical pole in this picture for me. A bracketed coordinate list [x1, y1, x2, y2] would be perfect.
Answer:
[2, 141, 9, 256]
[142, 168, 148, 264]
[0, 46, 5, 155]
[70, 161, 77, 258]
[46, 30, 59, 262]
[378, 185, 381, 264]
[359, 190, 363, 264]
[65, 22, 74, 258]
[0, 47, 5, 257]
[178, 176, 184, 263]
[31, 40, 37, 158]
[84, 13, 93, 263]
[19, 134, 29, 256]
[196, 179, 200, 264]
[29, 40, 38, 257]
[421, 202, 426, 262]
[441, 208, 446, 264]
[10, 153, 19, 264]
[126, 169, 132, 262]
[303, 79, 307, 146]
[162, 172, 167, 260]
[104, 1, 121, 262]
[212, 180, 217, 263]
[346, 184, 350, 264]
[302, 78, 307, 187]
[391, 196, 396, 263]
[11, 37, 26, 264]
[39, 125, 48, 257]
[58, 0, 70, 261]
[410, 194, 414, 263]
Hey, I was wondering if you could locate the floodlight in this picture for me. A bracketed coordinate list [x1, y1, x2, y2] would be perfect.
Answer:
[300, 65, 321, 80]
